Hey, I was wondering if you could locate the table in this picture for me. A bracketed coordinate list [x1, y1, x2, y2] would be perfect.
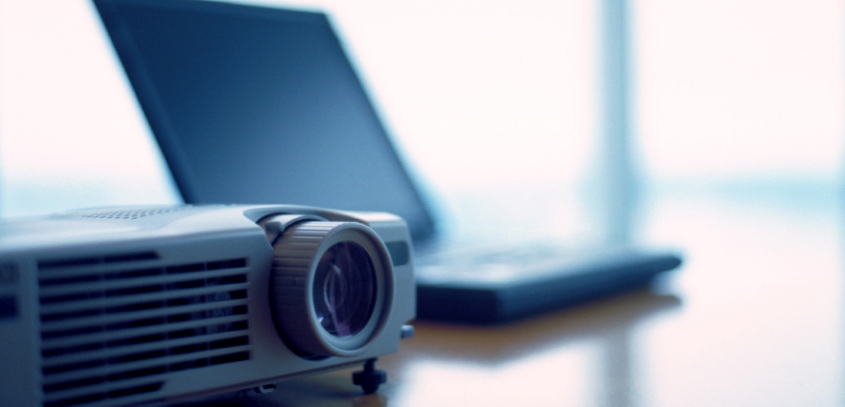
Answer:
[178, 189, 844, 406]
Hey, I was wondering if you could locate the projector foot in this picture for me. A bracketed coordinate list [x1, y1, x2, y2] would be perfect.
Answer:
[352, 358, 386, 394]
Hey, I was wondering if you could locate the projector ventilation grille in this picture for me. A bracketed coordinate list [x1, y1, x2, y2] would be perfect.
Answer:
[77, 207, 194, 220]
[37, 253, 252, 407]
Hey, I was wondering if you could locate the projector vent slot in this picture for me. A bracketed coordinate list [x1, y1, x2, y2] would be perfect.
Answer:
[38, 258, 246, 287]
[39, 252, 159, 271]
[38, 257, 252, 407]
[43, 381, 165, 407]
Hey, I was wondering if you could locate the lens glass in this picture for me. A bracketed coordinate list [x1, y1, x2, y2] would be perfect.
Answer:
[312, 241, 377, 338]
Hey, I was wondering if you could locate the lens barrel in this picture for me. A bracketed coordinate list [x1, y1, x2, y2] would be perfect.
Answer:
[268, 221, 393, 358]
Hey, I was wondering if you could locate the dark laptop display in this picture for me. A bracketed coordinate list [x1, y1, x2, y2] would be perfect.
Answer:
[94, 0, 435, 241]
[95, 0, 682, 324]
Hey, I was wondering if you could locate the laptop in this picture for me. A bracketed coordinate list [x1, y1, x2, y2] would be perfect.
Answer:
[94, 0, 682, 324]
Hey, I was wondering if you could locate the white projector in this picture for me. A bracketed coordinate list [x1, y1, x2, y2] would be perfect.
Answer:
[0, 205, 416, 407]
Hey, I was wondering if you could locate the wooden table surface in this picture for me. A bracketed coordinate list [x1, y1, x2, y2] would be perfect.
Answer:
[181, 190, 844, 406]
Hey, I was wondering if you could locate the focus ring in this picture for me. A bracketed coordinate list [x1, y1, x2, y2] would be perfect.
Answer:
[270, 222, 338, 357]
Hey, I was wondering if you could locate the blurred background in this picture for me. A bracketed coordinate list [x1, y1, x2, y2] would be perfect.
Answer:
[0, 0, 842, 246]
[2, 1, 845, 405]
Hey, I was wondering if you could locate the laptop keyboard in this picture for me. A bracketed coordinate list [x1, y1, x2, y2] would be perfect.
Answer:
[414, 243, 618, 285]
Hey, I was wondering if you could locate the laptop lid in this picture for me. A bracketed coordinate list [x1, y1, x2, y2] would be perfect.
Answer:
[94, 0, 436, 241]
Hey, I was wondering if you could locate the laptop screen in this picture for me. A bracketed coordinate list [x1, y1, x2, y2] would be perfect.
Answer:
[94, 0, 435, 241]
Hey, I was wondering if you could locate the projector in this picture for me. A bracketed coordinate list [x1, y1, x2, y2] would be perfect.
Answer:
[0, 205, 416, 407]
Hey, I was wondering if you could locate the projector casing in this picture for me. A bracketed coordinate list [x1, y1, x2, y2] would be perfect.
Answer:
[0, 205, 415, 407]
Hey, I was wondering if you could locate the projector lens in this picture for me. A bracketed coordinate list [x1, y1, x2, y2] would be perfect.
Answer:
[267, 219, 393, 357]
[313, 242, 376, 338]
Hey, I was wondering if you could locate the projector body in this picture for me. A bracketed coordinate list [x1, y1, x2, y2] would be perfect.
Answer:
[0, 205, 415, 407]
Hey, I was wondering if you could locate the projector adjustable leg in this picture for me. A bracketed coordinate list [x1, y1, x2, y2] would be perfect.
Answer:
[352, 358, 386, 394]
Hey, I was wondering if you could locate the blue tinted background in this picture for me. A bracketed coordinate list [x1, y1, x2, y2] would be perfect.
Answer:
[0, 0, 842, 246]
